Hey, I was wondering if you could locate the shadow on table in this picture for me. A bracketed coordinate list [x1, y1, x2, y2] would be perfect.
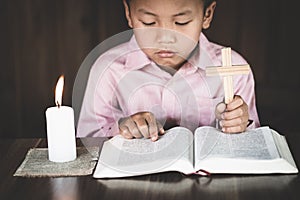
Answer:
[95, 173, 297, 199]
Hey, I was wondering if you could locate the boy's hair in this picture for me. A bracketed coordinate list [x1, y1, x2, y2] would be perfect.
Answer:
[125, 0, 216, 11]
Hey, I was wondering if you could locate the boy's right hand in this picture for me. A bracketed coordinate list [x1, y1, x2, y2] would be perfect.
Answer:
[118, 112, 165, 141]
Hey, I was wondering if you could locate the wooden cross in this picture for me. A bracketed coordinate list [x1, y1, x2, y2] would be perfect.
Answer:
[205, 47, 250, 104]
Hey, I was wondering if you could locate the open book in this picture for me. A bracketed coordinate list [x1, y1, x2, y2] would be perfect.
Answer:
[93, 126, 298, 178]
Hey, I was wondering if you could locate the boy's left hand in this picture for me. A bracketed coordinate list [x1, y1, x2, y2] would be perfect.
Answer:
[215, 95, 249, 133]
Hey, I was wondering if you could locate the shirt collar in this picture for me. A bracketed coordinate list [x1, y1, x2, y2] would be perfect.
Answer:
[188, 33, 217, 71]
[124, 35, 152, 70]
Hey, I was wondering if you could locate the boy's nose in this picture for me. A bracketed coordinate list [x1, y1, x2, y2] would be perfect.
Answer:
[156, 28, 177, 44]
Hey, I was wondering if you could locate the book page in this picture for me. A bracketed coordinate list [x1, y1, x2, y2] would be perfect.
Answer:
[94, 127, 194, 178]
[271, 129, 298, 169]
[194, 126, 280, 163]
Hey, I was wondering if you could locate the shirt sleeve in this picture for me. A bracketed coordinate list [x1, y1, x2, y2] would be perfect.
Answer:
[76, 57, 124, 138]
[232, 52, 260, 128]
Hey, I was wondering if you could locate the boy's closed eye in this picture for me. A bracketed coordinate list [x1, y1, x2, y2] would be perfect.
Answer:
[175, 20, 192, 26]
[140, 21, 156, 26]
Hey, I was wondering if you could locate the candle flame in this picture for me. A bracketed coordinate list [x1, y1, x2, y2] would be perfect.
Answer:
[55, 75, 64, 107]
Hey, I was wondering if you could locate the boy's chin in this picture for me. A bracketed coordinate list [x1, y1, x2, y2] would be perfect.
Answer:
[153, 58, 187, 70]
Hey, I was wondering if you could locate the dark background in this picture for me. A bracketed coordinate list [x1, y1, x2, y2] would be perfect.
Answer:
[1, 0, 299, 138]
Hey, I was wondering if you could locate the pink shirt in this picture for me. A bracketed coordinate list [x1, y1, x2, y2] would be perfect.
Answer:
[77, 33, 260, 137]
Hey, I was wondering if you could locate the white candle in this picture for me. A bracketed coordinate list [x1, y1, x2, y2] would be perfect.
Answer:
[45, 75, 77, 162]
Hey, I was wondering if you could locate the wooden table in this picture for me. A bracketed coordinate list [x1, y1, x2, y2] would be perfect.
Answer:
[0, 134, 299, 200]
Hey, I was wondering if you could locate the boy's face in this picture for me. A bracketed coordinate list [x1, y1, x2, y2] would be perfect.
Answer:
[124, 0, 216, 69]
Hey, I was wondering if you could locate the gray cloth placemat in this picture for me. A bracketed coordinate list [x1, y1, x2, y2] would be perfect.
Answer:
[14, 147, 99, 177]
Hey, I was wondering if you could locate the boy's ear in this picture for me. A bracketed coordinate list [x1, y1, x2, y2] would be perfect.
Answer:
[202, 1, 217, 30]
[123, 0, 133, 28]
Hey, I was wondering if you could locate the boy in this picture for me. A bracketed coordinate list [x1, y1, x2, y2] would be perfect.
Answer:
[77, 0, 260, 141]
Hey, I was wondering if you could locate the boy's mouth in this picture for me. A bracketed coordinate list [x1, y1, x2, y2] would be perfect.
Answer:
[156, 50, 176, 58]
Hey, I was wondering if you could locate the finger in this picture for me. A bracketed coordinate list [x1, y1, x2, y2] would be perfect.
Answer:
[226, 96, 244, 111]
[124, 117, 143, 139]
[215, 102, 226, 119]
[220, 115, 249, 128]
[145, 113, 158, 141]
[119, 126, 133, 139]
[222, 106, 249, 120]
[221, 121, 248, 134]
[134, 118, 150, 139]
[156, 120, 165, 135]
